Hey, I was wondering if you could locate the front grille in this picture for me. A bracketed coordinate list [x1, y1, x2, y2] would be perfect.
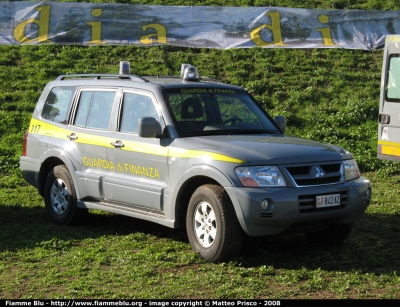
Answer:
[285, 163, 343, 187]
[295, 175, 342, 186]
[320, 164, 341, 172]
[298, 190, 350, 214]
[287, 166, 310, 175]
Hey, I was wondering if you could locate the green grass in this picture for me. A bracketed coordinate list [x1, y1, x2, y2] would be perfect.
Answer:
[1, 0, 400, 299]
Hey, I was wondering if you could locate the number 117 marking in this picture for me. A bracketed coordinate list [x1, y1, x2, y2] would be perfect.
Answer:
[31, 124, 41, 133]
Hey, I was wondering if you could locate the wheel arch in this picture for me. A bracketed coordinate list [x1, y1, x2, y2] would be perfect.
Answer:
[38, 149, 78, 197]
[174, 175, 219, 228]
[170, 165, 235, 228]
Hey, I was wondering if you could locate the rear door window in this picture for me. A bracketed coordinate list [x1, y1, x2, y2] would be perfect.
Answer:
[74, 90, 116, 130]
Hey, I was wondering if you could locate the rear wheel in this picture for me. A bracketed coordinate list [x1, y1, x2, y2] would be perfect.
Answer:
[44, 165, 87, 225]
[305, 223, 354, 244]
[186, 184, 243, 262]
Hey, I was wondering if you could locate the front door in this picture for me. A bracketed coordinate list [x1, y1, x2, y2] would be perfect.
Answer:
[104, 90, 169, 212]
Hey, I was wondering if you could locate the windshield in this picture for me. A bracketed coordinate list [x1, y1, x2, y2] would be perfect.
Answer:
[164, 88, 279, 137]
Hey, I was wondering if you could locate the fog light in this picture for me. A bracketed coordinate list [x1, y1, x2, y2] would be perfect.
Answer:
[366, 188, 371, 199]
[261, 199, 269, 210]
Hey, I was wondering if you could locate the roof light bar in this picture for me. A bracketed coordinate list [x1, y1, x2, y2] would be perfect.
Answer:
[180, 64, 200, 82]
[119, 61, 131, 74]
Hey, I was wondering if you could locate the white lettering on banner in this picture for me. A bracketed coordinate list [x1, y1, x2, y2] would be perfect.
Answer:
[1, 2, 395, 49]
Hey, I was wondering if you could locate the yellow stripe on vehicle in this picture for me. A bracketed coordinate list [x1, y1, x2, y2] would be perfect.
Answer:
[378, 140, 400, 157]
[29, 118, 113, 148]
[29, 119, 245, 163]
[378, 140, 400, 147]
[75, 133, 114, 148]
[381, 145, 400, 157]
[169, 147, 245, 163]
[122, 142, 244, 163]
[122, 140, 168, 156]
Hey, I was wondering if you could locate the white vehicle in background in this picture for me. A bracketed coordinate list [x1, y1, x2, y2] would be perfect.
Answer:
[378, 35, 400, 161]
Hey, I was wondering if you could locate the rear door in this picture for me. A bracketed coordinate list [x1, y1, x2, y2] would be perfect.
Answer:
[378, 35, 400, 162]
[69, 88, 117, 199]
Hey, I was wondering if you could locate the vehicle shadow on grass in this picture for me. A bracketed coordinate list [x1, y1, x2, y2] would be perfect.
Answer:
[0, 204, 188, 252]
[1, 205, 399, 275]
[239, 212, 400, 274]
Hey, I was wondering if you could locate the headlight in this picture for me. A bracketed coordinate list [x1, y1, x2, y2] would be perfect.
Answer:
[343, 159, 361, 181]
[235, 166, 286, 187]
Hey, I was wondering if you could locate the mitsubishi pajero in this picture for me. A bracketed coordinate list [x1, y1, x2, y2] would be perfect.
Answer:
[20, 62, 372, 262]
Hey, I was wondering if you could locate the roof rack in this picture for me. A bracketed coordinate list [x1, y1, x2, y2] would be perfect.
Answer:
[144, 76, 180, 79]
[144, 75, 224, 84]
[200, 76, 224, 84]
[55, 74, 148, 82]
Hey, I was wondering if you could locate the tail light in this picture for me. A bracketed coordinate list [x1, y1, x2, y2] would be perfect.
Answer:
[22, 131, 28, 156]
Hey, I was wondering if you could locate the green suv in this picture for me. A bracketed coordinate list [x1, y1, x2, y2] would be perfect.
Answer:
[20, 62, 372, 262]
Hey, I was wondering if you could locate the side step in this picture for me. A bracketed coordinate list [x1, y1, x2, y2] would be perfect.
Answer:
[77, 199, 176, 228]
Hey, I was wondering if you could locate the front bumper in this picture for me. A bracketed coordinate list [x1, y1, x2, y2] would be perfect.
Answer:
[225, 176, 371, 236]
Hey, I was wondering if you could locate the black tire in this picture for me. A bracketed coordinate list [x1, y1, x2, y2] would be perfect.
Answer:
[44, 165, 88, 225]
[305, 222, 354, 245]
[186, 184, 244, 262]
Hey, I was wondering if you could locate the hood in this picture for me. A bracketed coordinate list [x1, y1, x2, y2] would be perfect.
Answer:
[184, 134, 353, 165]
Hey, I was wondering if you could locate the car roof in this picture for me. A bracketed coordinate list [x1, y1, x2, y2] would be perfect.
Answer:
[50, 74, 244, 92]
[51, 63, 244, 91]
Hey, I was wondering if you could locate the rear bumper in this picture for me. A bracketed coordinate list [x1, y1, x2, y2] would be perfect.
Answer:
[20, 156, 40, 188]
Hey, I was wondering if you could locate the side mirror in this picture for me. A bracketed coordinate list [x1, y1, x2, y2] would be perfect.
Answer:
[274, 116, 286, 134]
[138, 117, 162, 138]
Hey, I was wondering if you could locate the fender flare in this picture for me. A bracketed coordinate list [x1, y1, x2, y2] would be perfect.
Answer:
[165, 164, 247, 231]
[39, 148, 80, 199]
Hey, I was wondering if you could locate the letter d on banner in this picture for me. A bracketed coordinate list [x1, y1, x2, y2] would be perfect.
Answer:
[14, 6, 51, 44]
[250, 12, 286, 47]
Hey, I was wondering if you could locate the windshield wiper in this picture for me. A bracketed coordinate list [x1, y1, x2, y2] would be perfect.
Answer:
[180, 128, 279, 138]
[182, 129, 278, 137]
[236, 129, 278, 134]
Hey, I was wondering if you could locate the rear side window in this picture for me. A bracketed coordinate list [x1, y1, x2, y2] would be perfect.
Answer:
[386, 54, 400, 101]
[74, 90, 116, 130]
[41, 86, 76, 124]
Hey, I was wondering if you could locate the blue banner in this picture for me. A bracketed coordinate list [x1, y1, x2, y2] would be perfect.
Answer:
[0, 1, 397, 49]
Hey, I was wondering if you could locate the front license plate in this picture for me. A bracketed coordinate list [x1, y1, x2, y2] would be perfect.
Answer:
[316, 194, 340, 208]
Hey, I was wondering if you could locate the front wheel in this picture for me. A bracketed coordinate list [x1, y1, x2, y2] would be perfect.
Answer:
[44, 165, 88, 225]
[186, 184, 243, 262]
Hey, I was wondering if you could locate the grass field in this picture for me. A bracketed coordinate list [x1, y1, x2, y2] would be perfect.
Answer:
[1, 0, 400, 299]
[0, 172, 399, 299]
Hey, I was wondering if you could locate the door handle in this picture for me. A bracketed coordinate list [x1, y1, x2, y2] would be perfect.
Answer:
[67, 133, 78, 141]
[111, 140, 125, 148]
[379, 113, 390, 124]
